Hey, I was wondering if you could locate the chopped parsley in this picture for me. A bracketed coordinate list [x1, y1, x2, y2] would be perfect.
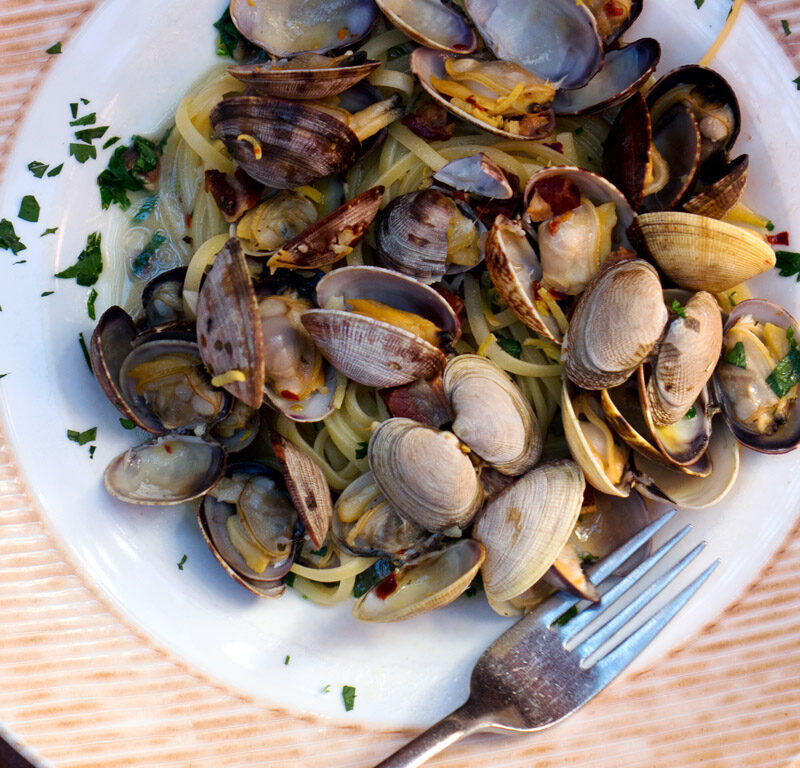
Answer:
[775, 250, 800, 280]
[67, 426, 97, 445]
[685, 405, 697, 419]
[87, 288, 98, 320]
[0, 219, 26, 254]
[788, 327, 797, 350]
[387, 41, 417, 59]
[0, 373, 8, 380]
[496, 335, 522, 358]
[78, 332, 92, 372]
[694, 0, 704, 7]
[131, 230, 167, 278]
[55, 231, 103, 286]
[783, 19, 792, 36]
[119, 418, 136, 430]
[552, 605, 579, 626]
[321, 684, 331, 693]
[47, 163, 63, 177]
[580, 552, 599, 565]
[69, 112, 96, 127]
[74, 126, 108, 143]
[69, 102, 78, 119]
[727, 290, 738, 307]
[70, 143, 97, 163]
[354, 441, 368, 460]
[88, 445, 96, 459]
[102, 136, 120, 149]
[41, 291, 54, 297]
[177, 554, 188, 570]
[18, 195, 40, 222]
[46, 42, 62, 54]
[794, 76, 800, 91]
[27, 161, 49, 178]
[132, 195, 159, 222]
[213, 7, 246, 58]
[41, 227, 58, 237]
[766, 220, 775, 232]
[353, 558, 393, 598]
[284, 655, 291, 665]
[341, 685, 356, 712]
[766, 347, 800, 398]
[670, 299, 687, 318]
[725, 341, 747, 369]
[97, 135, 160, 210]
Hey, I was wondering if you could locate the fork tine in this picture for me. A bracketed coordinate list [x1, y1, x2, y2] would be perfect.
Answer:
[574, 541, 705, 660]
[590, 558, 720, 688]
[557, 525, 693, 644]
[535, 509, 677, 627]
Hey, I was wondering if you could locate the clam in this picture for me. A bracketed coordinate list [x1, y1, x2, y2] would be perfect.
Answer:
[682, 154, 749, 220]
[553, 39, 660, 116]
[368, 418, 484, 533]
[714, 299, 800, 453]
[410, 47, 556, 140]
[301, 265, 460, 388]
[90, 306, 138, 421]
[236, 191, 318, 256]
[210, 94, 402, 188]
[375, 188, 483, 282]
[542, 539, 599, 602]
[352, 539, 484, 622]
[141, 267, 187, 327]
[211, 399, 261, 453]
[333, 471, 441, 562]
[464, 0, 603, 89]
[627, 212, 776, 293]
[443, 354, 541, 475]
[229, 0, 379, 58]
[562, 257, 667, 390]
[523, 166, 635, 295]
[474, 459, 585, 603]
[375, 0, 476, 53]
[484, 215, 561, 344]
[432, 153, 514, 199]
[195, 238, 266, 410]
[105, 433, 226, 505]
[228, 52, 381, 100]
[583, 0, 642, 47]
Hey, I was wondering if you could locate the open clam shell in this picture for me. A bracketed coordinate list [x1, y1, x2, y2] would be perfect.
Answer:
[714, 299, 800, 453]
[443, 354, 541, 475]
[141, 267, 187, 328]
[302, 265, 459, 388]
[682, 154, 749, 220]
[352, 539, 485, 622]
[474, 459, 585, 603]
[627, 212, 777, 293]
[554, 38, 660, 116]
[90, 306, 139, 422]
[375, 0, 476, 53]
[368, 418, 484, 533]
[432, 153, 514, 199]
[105, 433, 227, 505]
[229, 0, 379, 58]
[465, 0, 603, 89]
[195, 238, 265, 410]
[584, 0, 643, 48]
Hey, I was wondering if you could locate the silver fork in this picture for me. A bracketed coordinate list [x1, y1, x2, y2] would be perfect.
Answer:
[374, 509, 718, 768]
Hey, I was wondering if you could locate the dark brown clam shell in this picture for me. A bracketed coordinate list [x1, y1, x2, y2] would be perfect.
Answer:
[682, 153, 749, 220]
[90, 306, 138, 421]
[141, 267, 187, 328]
[210, 95, 359, 188]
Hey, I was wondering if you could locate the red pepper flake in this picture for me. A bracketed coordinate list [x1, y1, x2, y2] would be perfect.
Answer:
[544, 141, 564, 154]
[604, 0, 626, 17]
[337, 27, 349, 40]
[184, 212, 193, 229]
[375, 572, 398, 600]
[547, 217, 563, 237]
[768, 231, 790, 246]
[280, 389, 301, 401]
[164, 444, 173, 454]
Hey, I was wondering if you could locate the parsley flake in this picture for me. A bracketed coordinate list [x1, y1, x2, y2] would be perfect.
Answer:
[670, 299, 687, 318]
[55, 231, 103, 286]
[694, 0, 704, 7]
[74, 126, 108, 143]
[131, 230, 167, 278]
[41, 291, 54, 297]
[47, 163, 63, 177]
[766, 220, 776, 232]
[46, 42, 62, 54]
[552, 605, 579, 626]
[775, 250, 800, 280]
[70, 143, 97, 163]
[27, 161, 49, 178]
[102, 136, 120, 149]
[341, 685, 356, 712]
[355, 441, 368, 460]
[321, 684, 331, 693]
[119, 417, 136, 430]
[88, 445, 96, 459]
[496, 335, 522, 358]
[97, 135, 160, 210]
[41, 227, 58, 237]
[67, 426, 97, 445]
[783, 20, 792, 36]
[69, 112, 96, 127]
[787, 327, 797, 350]
[78, 332, 92, 372]
[69, 103, 78, 119]
[685, 405, 697, 419]
[18, 194, 40, 222]
[353, 558, 393, 598]
[284, 655, 291, 665]
[0, 373, 8, 380]
[87, 288, 98, 320]
[794, 76, 800, 90]
[0, 219, 26, 254]
[766, 348, 800, 398]
[177, 554, 188, 570]
[214, 7, 246, 58]
[725, 341, 747, 369]
[132, 195, 159, 222]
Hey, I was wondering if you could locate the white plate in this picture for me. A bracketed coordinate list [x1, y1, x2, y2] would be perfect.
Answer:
[0, 0, 798, 729]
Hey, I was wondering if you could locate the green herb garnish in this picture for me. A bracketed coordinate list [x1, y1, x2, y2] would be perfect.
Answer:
[78, 332, 92, 372]
[353, 558, 393, 598]
[87, 288, 98, 320]
[766, 220, 775, 232]
[46, 42, 62, 54]
[0, 219, 26, 254]
[552, 605, 579, 627]
[355, 441, 368, 460]
[694, 0, 704, 7]
[88, 445, 96, 459]
[132, 195, 159, 222]
[70, 143, 97, 163]
[69, 102, 78, 119]
[177, 554, 188, 570]
[131, 230, 167, 277]
[55, 231, 103, 286]
[213, 7, 246, 58]
[67, 426, 97, 445]
[580, 552, 599, 565]
[284, 655, 291, 665]
[766, 348, 800, 398]
[670, 298, 687, 318]
[27, 161, 49, 178]
[685, 405, 697, 419]
[341, 685, 356, 712]
[496, 335, 522, 358]
[97, 135, 160, 210]
[787, 327, 797, 350]
[725, 340, 747, 369]
[69, 112, 96, 127]
[18, 195, 40, 222]
[0, 374, 8, 380]
[102, 136, 120, 149]
[47, 163, 63, 177]
[727, 290, 738, 307]
[119, 418, 136, 430]
[794, 76, 800, 90]
[322, 684, 331, 693]
[41, 291, 54, 297]
[783, 19, 792, 35]
[74, 126, 108, 143]
[41, 227, 58, 237]
[775, 250, 800, 280]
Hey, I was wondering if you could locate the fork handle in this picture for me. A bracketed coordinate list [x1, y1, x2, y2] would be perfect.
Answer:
[374, 700, 492, 768]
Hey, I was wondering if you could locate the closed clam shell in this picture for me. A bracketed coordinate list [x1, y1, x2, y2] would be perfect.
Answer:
[302, 265, 459, 388]
[369, 418, 484, 533]
[484, 214, 561, 344]
[352, 539, 485, 622]
[682, 154, 749, 220]
[105, 433, 227, 505]
[443, 355, 541, 475]
[474, 459, 585, 602]
[210, 96, 359, 189]
[627, 212, 776, 293]
[646, 290, 722, 426]
[195, 238, 265, 410]
[562, 257, 668, 390]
